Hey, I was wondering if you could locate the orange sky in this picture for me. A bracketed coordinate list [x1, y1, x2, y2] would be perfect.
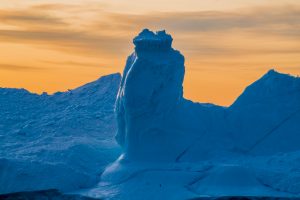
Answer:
[0, 0, 299, 106]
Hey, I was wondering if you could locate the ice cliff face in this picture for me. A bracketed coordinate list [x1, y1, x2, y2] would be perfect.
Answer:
[116, 29, 185, 159]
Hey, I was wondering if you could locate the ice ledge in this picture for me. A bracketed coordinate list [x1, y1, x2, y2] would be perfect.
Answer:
[133, 29, 173, 52]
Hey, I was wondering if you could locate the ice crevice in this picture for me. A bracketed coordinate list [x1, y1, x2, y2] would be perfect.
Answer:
[247, 108, 300, 153]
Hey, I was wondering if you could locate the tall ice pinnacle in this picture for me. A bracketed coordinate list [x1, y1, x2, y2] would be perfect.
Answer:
[115, 29, 185, 160]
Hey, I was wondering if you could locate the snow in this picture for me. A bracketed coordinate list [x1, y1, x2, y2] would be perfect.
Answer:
[0, 73, 122, 194]
[1, 29, 300, 199]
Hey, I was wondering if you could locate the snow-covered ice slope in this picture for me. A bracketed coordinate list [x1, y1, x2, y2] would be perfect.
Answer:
[84, 29, 300, 199]
[0, 73, 122, 194]
[228, 69, 300, 155]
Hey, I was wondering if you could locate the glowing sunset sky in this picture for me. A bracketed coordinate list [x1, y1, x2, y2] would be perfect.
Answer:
[0, 0, 299, 106]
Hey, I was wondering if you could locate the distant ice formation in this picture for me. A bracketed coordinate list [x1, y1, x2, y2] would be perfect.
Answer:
[0, 74, 122, 194]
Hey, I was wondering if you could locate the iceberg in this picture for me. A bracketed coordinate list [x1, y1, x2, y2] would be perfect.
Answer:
[85, 29, 300, 199]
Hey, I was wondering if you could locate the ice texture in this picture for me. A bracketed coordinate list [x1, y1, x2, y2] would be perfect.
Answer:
[0, 74, 122, 194]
